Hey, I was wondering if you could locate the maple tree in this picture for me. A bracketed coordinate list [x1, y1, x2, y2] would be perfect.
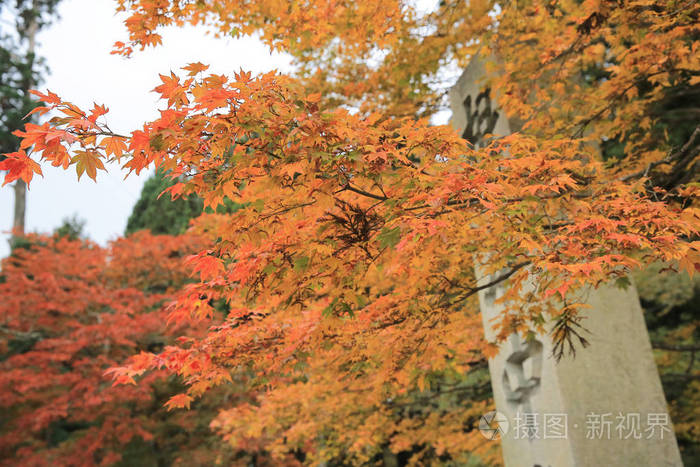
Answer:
[0, 231, 241, 466]
[1, 0, 699, 464]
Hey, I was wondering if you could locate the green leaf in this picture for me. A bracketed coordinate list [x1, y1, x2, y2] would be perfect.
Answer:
[252, 199, 265, 212]
[377, 227, 401, 249]
[294, 256, 310, 272]
[615, 276, 631, 290]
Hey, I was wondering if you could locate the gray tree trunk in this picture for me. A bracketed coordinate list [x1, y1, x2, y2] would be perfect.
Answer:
[12, 179, 27, 235]
[10, 0, 38, 243]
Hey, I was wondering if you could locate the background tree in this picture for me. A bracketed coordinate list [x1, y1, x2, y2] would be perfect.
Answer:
[0, 0, 61, 244]
[125, 168, 244, 236]
[635, 265, 700, 463]
[53, 214, 86, 240]
[0, 230, 254, 466]
[126, 169, 203, 236]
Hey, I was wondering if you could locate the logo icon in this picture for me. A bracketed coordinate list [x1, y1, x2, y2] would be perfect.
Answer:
[479, 411, 509, 440]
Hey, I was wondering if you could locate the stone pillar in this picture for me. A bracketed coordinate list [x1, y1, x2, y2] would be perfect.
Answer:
[451, 56, 683, 467]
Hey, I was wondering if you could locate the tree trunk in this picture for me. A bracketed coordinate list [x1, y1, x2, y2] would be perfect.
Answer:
[12, 179, 27, 235]
[10, 0, 38, 245]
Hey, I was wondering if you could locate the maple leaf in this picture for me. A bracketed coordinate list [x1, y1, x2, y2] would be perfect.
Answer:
[183, 62, 209, 76]
[29, 89, 62, 105]
[154, 72, 189, 106]
[160, 182, 185, 200]
[14, 122, 50, 149]
[165, 393, 194, 411]
[71, 150, 106, 181]
[104, 367, 138, 386]
[88, 103, 109, 123]
[0, 151, 43, 186]
[678, 241, 700, 278]
[187, 252, 225, 281]
[306, 92, 322, 103]
[24, 106, 50, 119]
[102, 136, 128, 158]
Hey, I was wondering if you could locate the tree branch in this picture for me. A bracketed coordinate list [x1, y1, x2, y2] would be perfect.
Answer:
[339, 183, 388, 201]
[652, 342, 700, 352]
[621, 125, 700, 183]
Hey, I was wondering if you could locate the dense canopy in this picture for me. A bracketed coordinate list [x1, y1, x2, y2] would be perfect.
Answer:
[1, 0, 698, 465]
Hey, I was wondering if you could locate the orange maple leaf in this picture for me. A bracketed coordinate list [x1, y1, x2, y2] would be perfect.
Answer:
[0, 151, 43, 186]
[165, 393, 194, 410]
[71, 150, 106, 181]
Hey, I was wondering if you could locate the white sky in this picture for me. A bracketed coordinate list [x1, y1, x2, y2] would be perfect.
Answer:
[0, 0, 293, 258]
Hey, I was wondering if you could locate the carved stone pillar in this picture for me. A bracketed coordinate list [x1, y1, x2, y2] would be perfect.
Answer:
[451, 56, 683, 467]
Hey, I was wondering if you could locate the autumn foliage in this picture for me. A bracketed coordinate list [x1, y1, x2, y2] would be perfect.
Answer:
[0, 232, 239, 466]
[1, 0, 699, 465]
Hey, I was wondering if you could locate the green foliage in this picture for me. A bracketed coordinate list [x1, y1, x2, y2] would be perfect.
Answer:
[6, 215, 84, 254]
[54, 215, 86, 240]
[635, 264, 698, 319]
[126, 169, 246, 236]
[599, 65, 699, 189]
[634, 265, 700, 464]
[0, 0, 61, 156]
[126, 170, 203, 236]
[7, 234, 38, 253]
[0, 40, 37, 156]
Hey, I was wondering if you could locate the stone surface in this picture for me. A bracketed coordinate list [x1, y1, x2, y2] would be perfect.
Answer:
[448, 55, 520, 148]
[451, 56, 683, 467]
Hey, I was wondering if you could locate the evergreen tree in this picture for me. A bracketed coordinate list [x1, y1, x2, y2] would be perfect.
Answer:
[126, 170, 203, 236]
[0, 0, 62, 242]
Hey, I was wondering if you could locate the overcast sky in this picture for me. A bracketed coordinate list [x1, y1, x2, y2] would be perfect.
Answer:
[0, 0, 293, 258]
